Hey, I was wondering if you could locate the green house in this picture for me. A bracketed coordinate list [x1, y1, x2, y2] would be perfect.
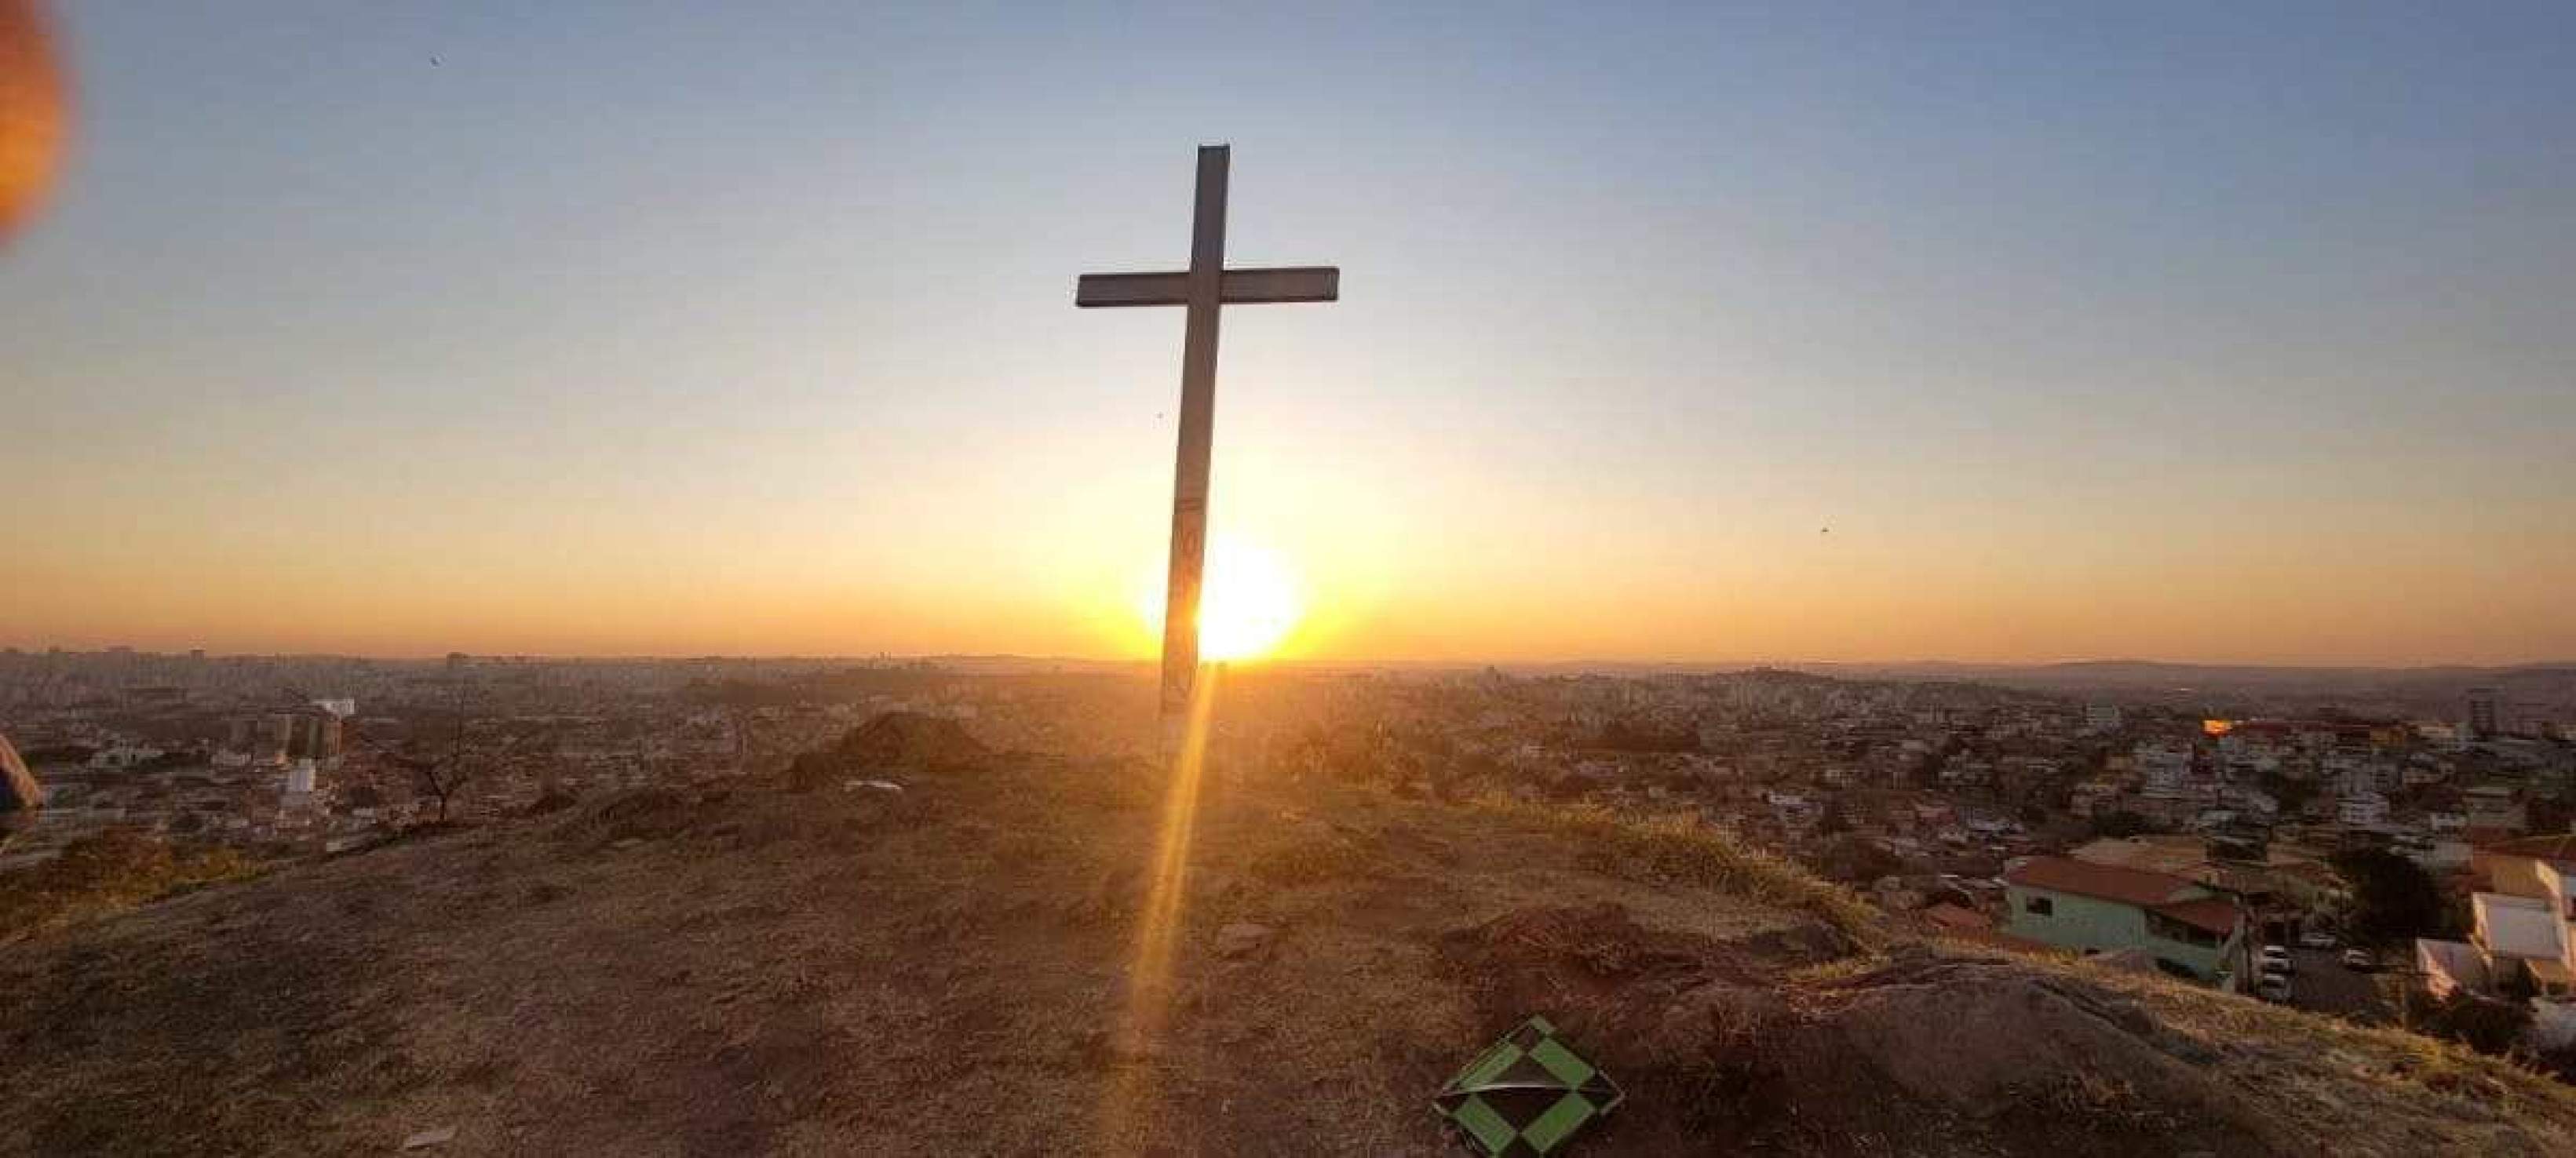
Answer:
[2003, 855, 2248, 985]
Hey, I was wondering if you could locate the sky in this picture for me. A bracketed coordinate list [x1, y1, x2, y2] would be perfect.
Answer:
[5, 2, 2574, 665]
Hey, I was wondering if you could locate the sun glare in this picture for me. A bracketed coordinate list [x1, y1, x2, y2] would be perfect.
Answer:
[1133, 537, 1302, 661]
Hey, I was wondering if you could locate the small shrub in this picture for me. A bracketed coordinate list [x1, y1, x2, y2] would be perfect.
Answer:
[2405, 989, 2534, 1058]
[0, 828, 261, 941]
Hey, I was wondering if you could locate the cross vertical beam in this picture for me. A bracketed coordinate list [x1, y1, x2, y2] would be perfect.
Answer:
[1077, 144, 1338, 750]
[1162, 145, 1229, 730]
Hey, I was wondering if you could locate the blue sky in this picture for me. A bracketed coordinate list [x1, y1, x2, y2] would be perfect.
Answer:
[7, 2, 2573, 662]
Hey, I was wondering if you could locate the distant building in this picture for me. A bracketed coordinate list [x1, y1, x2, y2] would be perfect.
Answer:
[287, 712, 341, 760]
[2464, 786, 2528, 835]
[2468, 686, 2501, 741]
[2331, 757, 2402, 799]
[258, 714, 294, 761]
[2084, 704, 2124, 732]
[2337, 792, 2390, 828]
[2135, 745, 2196, 801]
[221, 711, 341, 765]
[88, 742, 164, 770]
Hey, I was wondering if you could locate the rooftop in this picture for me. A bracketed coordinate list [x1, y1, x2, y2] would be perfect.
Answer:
[2151, 897, 2243, 938]
[2006, 855, 2202, 909]
[2479, 832, 2576, 868]
[2473, 892, 2569, 962]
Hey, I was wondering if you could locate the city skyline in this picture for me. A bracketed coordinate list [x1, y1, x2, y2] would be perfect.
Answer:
[9, 3, 2575, 665]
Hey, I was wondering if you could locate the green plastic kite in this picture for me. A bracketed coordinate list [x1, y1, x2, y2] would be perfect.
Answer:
[1432, 1016, 1624, 1156]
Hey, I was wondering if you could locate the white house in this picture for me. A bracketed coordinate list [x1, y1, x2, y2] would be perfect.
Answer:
[2136, 745, 2196, 800]
[2337, 792, 2390, 828]
[2419, 836, 2576, 1003]
[87, 743, 164, 769]
[2464, 786, 2528, 834]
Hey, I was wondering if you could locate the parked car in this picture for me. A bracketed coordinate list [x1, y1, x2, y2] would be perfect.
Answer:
[2259, 945, 2294, 972]
[2298, 930, 2338, 950]
[2257, 974, 2294, 1003]
[2341, 948, 2375, 970]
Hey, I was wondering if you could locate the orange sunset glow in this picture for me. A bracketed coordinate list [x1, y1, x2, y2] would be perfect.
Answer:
[5, 3, 2572, 671]
[1129, 537, 1304, 662]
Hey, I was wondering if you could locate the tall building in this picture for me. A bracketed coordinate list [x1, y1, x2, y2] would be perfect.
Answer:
[257, 713, 295, 761]
[2467, 686, 2501, 741]
[286, 712, 341, 760]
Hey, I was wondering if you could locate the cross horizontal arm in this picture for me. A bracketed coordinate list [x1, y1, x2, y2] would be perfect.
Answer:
[1075, 265, 1339, 308]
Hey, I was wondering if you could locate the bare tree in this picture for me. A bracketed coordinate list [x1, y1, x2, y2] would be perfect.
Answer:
[339, 679, 488, 826]
[376, 707, 478, 825]
[363, 691, 560, 825]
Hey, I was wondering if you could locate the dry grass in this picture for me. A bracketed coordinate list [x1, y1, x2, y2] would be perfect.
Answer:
[0, 828, 261, 943]
[1783, 951, 1890, 986]
[1466, 792, 1884, 944]
[1925, 933, 2576, 1154]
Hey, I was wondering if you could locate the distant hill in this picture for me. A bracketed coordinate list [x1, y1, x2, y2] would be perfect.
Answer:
[5, 727, 2574, 1154]
[1799, 661, 2576, 715]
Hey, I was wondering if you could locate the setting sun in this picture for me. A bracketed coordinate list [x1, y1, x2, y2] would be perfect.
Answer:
[1133, 537, 1303, 661]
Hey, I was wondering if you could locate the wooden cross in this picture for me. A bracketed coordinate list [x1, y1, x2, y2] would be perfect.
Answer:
[1077, 144, 1339, 738]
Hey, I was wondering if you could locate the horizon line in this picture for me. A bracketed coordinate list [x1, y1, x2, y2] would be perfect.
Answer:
[5, 646, 2571, 675]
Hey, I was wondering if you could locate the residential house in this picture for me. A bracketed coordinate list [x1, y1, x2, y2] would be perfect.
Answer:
[2463, 786, 2529, 835]
[2419, 835, 2576, 1025]
[2136, 745, 2197, 800]
[2003, 855, 2250, 986]
[2337, 792, 2390, 828]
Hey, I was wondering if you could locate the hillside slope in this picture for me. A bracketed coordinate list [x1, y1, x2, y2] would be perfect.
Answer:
[6, 741, 2575, 1156]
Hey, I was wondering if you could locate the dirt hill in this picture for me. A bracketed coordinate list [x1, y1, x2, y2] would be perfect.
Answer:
[782, 710, 990, 791]
[5, 729, 2576, 1156]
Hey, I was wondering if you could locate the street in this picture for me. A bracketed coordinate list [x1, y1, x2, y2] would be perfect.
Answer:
[2276, 946, 2391, 1022]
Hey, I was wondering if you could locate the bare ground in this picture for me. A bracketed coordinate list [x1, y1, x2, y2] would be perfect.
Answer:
[5, 753, 2574, 1156]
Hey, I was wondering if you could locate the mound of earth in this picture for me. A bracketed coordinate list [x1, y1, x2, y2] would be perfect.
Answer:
[3, 746, 2573, 1156]
[783, 711, 990, 791]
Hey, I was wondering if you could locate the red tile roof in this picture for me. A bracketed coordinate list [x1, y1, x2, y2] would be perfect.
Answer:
[2005, 855, 2199, 908]
[2150, 897, 2242, 936]
[2479, 833, 2576, 867]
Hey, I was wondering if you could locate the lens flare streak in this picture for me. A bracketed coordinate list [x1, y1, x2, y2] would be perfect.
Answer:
[1095, 665, 1223, 1147]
